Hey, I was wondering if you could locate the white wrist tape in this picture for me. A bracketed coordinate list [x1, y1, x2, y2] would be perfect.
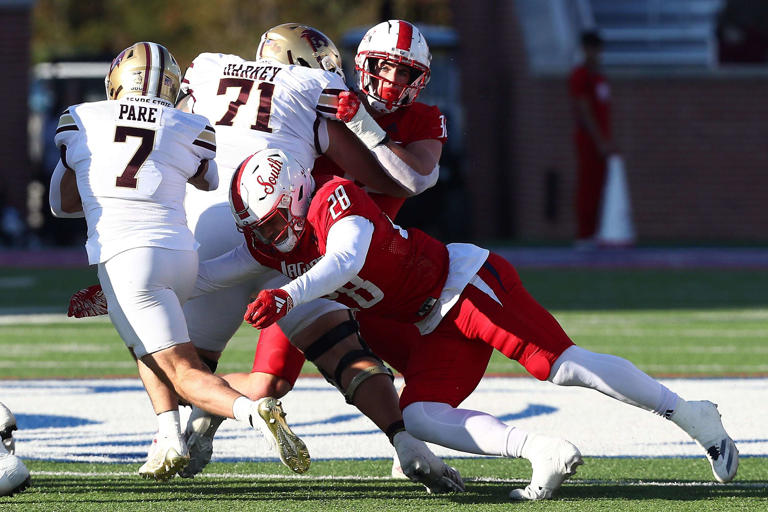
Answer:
[345, 105, 388, 149]
[370, 144, 440, 195]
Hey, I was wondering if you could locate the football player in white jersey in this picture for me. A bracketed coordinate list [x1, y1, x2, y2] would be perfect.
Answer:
[49, 42, 311, 481]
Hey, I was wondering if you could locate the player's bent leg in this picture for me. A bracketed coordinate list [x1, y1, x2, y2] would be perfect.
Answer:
[291, 310, 399, 429]
[548, 345, 738, 482]
[402, 401, 581, 500]
[291, 310, 465, 493]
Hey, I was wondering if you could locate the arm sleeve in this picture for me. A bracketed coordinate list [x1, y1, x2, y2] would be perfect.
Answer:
[192, 242, 268, 297]
[370, 144, 440, 195]
[49, 159, 84, 218]
[281, 215, 373, 306]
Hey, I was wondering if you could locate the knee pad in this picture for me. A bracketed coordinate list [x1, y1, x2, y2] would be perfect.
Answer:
[303, 313, 393, 403]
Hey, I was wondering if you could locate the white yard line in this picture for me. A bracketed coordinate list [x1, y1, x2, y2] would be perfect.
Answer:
[29, 470, 768, 488]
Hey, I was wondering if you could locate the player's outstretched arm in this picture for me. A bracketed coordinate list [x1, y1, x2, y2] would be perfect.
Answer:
[336, 91, 441, 195]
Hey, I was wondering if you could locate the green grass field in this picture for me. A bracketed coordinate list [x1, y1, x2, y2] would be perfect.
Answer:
[1, 266, 767, 510]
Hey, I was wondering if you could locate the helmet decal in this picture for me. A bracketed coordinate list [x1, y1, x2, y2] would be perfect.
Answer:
[256, 156, 285, 200]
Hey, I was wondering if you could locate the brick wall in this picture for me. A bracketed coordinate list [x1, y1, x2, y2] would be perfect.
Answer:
[454, 2, 768, 243]
[0, 4, 31, 215]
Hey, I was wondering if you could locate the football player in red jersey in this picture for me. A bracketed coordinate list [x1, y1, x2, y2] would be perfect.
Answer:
[197, 148, 739, 500]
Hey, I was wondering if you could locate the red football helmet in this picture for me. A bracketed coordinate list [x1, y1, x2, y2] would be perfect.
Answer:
[355, 20, 431, 113]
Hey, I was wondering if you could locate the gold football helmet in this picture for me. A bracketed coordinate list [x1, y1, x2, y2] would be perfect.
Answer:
[256, 23, 344, 79]
[105, 42, 181, 104]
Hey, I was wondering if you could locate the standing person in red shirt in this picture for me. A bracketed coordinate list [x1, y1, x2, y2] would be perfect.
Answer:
[569, 30, 616, 247]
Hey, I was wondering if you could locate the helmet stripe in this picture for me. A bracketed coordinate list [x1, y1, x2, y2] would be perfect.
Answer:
[146, 43, 161, 97]
[140, 42, 152, 96]
[155, 45, 165, 98]
[231, 154, 256, 220]
[396, 21, 413, 51]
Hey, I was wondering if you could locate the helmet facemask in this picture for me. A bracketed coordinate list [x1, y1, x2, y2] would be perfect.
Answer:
[354, 20, 432, 113]
[358, 54, 429, 112]
[247, 201, 305, 253]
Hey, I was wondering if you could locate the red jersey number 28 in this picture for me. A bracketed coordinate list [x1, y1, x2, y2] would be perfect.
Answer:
[327, 185, 351, 219]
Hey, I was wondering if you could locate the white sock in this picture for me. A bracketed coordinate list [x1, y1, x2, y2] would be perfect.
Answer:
[157, 410, 181, 437]
[403, 401, 528, 457]
[232, 396, 254, 424]
[549, 345, 680, 416]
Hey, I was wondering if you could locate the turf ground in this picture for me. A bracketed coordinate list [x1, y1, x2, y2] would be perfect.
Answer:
[1, 264, 767, 510]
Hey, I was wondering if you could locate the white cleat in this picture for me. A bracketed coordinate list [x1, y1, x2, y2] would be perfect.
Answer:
[179, 407, 225, 478]
[509, 434, 583, 501]
[251, 397, 310, 474]
[0, 402, 17, 455]
[670, 400, 739, 483]
[392, 431, 465, 494]
[138, 433, 190, 481]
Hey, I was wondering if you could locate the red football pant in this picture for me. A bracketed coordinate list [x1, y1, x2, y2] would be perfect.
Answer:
[395, 253, 574, 409]
[251, 323, 305, 385]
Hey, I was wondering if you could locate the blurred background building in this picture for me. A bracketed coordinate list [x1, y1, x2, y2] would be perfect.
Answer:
[4, 0, 768, 248]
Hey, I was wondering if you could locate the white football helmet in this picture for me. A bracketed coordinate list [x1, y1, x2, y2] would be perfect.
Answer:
[355, 20, 431, 113]
[229, 148, 314, 253]
[256, 23, 345, 80]
[105, 42, 181, 105]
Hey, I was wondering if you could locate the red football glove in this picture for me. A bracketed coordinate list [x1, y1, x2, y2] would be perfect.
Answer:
[244, 289, 294, 329]
[336, 90, 362, 123]
[68, 284, 108, 318]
